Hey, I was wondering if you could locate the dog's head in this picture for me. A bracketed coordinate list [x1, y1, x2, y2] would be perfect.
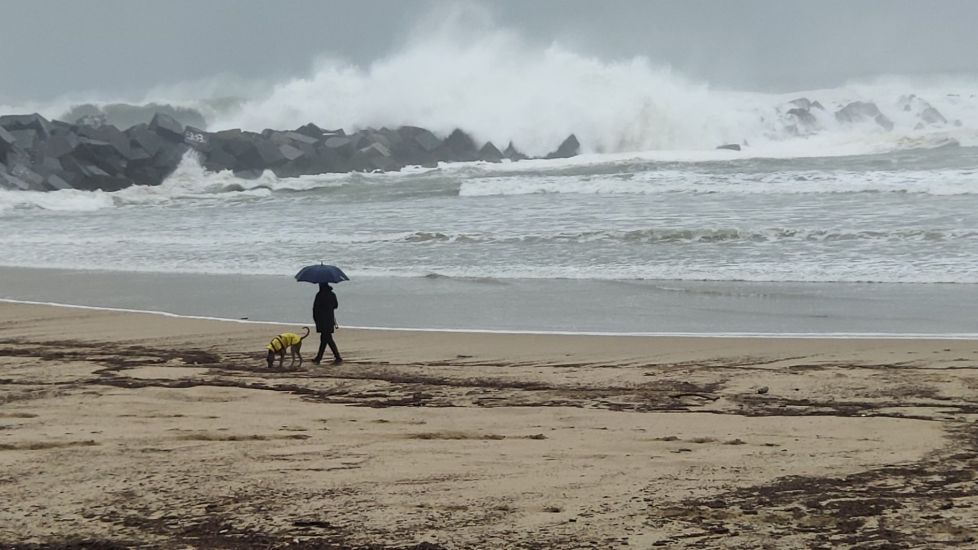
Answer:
[266, 335, 285, 368]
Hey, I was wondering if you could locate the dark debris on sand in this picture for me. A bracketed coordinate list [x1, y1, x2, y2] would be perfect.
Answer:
[6, 337, 978, 548]
[646, 423, 978, 548]
[2, 517, 450, 550]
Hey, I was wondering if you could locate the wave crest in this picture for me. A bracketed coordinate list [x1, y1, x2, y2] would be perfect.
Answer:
[373, 228, 977, 245]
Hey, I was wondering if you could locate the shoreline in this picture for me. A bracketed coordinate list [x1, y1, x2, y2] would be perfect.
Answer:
[2, 301, 977, 547]
[4, 297, 978, 340]
[3, 265, 978, 335]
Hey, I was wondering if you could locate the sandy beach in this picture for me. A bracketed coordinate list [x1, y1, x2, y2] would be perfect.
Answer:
[2, 301, 977, 548]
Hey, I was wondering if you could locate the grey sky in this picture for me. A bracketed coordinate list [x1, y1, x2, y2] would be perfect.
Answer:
[3, 0, 977, 102]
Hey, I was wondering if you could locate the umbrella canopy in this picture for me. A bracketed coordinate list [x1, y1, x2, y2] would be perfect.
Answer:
[295, 264, 350, 284]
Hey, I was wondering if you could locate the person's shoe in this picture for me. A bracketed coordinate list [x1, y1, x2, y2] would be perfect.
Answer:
[332, 358, 344, 365]
[311, 358, 322, 365]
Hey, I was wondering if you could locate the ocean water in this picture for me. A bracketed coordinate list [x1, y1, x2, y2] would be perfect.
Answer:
[2, 144, 978, 335]
[2, 146, 978, 286]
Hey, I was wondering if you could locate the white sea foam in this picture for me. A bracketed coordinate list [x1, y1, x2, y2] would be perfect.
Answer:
[5, 148, 978, 215]
[459, 167, 978, 196]
[0, 188, 115, 212]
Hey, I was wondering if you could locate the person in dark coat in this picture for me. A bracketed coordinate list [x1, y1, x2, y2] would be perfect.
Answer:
[312, 283, 342, 364]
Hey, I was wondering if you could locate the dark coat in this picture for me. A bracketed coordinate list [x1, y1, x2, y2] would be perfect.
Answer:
[313, 287, 338, 333]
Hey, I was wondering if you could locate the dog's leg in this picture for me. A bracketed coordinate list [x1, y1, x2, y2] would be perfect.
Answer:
[296, 344, 303, 368]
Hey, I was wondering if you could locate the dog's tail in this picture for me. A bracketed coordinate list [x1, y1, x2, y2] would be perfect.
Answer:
[299, 326, 310, 341]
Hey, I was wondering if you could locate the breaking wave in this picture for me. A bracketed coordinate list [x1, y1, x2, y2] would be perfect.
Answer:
[200, 4, 978, 157]
[459, 165, 978, 196]
[398, 228, 978, 245]
[0, 189, 114, 212]
[4, 146, 978, 213]
[8, 225, 969, 247]
[210, 20, 978, 158]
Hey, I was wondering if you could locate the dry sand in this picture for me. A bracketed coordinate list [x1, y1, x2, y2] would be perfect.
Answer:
[1, 301, 977, 548]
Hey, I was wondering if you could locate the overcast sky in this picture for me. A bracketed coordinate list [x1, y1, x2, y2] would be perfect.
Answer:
[3, 0, 978, 102]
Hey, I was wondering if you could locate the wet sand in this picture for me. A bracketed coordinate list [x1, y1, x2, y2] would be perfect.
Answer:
[1, 301, 977, 548]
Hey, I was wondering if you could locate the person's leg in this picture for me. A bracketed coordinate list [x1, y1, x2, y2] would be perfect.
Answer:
[326, 334, 342, 363]
[313, 333, 328, 363]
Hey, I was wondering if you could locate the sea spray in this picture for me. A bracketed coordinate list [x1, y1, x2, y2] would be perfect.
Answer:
[178, 8, 978, 155]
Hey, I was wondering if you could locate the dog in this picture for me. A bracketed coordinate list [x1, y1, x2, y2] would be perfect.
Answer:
[266, 327, 310, 369]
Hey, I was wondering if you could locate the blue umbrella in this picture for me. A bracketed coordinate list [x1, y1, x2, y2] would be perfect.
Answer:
[295, 263, 350, 284]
